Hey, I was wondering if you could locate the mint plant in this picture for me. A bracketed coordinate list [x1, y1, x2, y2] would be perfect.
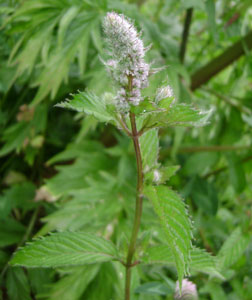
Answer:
[10, 12, 215, 300]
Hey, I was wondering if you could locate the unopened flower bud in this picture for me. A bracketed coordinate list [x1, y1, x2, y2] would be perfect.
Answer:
[155, 85, 173, 102]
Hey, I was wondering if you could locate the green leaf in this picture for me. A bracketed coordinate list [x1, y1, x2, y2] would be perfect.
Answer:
[10, 232, 119, 268]
[0, 250, 9, 268]
[142, 245, 222, 278]
[135, 282, 172, 296]
[217, 227, 250, 270]
[6, 268, 32, 300]
[140, 129, 159, 172]
[190, 177, 218, 216]
[183, 152, 219, 176]
[0, 122, 30, 157]
[205, 0, 217, 42]
[181, 0, 205, 9]
[142, 104, 211, 130]
[27, 268, 54, 296]
[0, 218, 25, 247]
[143, 185, 193, 286]
[55, 91, 116, 123]
[0, 182, 36, 217]
[227, 153, 246, 193]
[202, 282, 227, 300]
[57, 6, 80, 48]
[48, 265, 99, 300]
[84, 262, 120, 300]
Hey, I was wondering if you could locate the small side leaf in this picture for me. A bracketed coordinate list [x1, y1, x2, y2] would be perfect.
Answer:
[144, 185, 193, 286]
[55, 91, 116, 123]
[142, 245, 222, 278]
[140, 129, 159, 172]
[145, 165, 180, 184]
[10, 232, 119, 268]
[142, 104, 211, 130]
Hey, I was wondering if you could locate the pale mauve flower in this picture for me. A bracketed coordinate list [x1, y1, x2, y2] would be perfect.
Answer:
[174, 279, 198, 300]
[103, 12, 150, 109]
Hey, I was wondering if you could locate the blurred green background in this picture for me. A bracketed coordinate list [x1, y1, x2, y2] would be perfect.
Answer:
[0, 0, 252, 299]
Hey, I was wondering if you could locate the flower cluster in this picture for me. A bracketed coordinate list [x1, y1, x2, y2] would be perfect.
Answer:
[174, 279, 198, 300]
[103, 12, 149, 109]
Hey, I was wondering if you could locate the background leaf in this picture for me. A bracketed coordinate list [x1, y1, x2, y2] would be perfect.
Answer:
[6, 267, 32, 300]
[217, 227, 250, 270]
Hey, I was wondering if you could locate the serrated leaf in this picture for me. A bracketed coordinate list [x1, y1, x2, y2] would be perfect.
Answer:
[142, 104, 211, 130]
[143, 185, 193, 287]
[142, 245, 222, 278]
[140, 129, 159, 172]
[10, 232, 119, 268]
[217, 227, 250, 270]
[55, 91, 116, 123]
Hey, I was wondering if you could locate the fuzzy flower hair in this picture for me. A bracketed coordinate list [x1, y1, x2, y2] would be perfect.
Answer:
[174, 279, 198, 300]
[103, 12, 149, 109]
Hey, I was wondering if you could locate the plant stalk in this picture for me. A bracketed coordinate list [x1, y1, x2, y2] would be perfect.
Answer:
[124, 111, 144, 300]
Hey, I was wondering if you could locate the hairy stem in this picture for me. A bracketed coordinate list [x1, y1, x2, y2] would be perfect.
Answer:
[124, 111, 144, 300]
[124, 76, 144, 300]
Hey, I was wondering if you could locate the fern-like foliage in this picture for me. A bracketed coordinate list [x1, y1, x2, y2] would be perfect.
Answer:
[6, 0, 105, 104]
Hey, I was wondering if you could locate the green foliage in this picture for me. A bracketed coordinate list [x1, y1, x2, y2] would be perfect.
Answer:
[11, 232, 119, 267]
[6, 267, 32, 300]
[217, 227, 250, 270]
[47, 265, 99, 300]
[190, 176, 219, 215]
[144, 185, 192, 286]
[1, 0, 252, 299]
[6, 0, 105, 104]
